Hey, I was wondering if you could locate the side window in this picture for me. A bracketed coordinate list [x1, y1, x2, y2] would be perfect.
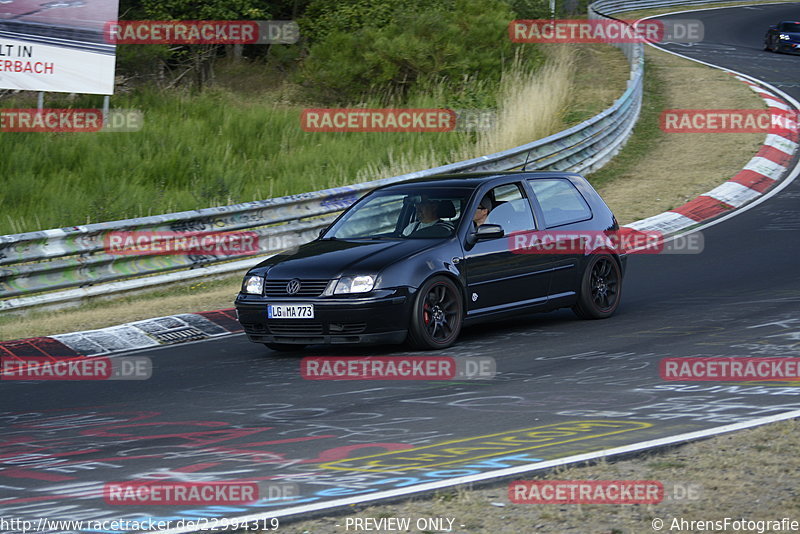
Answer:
[527, 179, 592, 228]
[483, 183, 536, 234]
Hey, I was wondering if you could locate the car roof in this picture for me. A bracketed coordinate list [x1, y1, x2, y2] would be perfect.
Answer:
[374, 170, 584, 190]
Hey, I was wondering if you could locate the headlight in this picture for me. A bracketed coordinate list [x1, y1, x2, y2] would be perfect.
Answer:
[243, 275, 264, 295]
[780, 33, 791, 40]
[334, 275, 375, 294]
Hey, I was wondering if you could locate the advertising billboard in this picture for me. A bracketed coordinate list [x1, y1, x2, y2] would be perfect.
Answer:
[0, 0, 118, 94]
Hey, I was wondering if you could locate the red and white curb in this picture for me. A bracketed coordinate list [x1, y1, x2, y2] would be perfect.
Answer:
[625, 76, 799, 234]
[0, 309, 241, 366]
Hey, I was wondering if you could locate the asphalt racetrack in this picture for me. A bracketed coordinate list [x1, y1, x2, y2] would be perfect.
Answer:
[1, 4, 800, 533]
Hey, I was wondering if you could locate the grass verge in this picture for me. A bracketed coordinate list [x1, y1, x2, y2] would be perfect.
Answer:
[590, 45, 763, 225]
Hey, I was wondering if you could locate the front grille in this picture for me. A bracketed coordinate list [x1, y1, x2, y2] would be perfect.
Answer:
[268, 322, 324, 336]
[265, 279, 329, 297]
[329, 322, 367, 334]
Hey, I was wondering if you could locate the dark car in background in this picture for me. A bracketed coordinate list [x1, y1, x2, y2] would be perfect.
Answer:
[765, 21, 800, 53]
[235, 172, 626, 351]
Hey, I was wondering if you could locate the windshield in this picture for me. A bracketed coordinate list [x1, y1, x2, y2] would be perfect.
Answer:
[324, 187, 473, 239]
[780, 22, 800, 32]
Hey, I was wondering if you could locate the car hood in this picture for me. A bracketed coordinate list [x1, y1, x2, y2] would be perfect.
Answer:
[780, 31, 800, 40]
[250, 238, 442, 279]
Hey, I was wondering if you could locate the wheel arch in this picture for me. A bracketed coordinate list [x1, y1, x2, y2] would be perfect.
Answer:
[418, 270, 469, 316]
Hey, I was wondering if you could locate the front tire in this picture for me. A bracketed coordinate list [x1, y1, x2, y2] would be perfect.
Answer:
[407, 276, 463, 350]
[572, 254, 622, 319]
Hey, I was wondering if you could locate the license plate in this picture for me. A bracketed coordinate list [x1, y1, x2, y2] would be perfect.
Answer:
[268, 304, 314, 319]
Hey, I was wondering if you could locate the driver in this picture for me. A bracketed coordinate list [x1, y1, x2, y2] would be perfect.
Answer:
[472, 195, 492, 227]
[402, 199, 441, 236]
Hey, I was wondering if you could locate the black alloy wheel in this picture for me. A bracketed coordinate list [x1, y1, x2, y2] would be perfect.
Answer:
[408, 276, 463, 349]
[573, 254, 621, 319]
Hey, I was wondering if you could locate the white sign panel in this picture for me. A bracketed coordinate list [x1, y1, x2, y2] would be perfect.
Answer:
[0, 0, 118, 94]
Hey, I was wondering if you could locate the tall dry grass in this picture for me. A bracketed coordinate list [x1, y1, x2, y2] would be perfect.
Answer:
[476, 45, 576, 154]
[356, 45, 577, 181]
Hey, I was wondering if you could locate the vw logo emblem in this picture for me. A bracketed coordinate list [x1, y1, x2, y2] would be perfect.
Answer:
[286, 279, 301, 295]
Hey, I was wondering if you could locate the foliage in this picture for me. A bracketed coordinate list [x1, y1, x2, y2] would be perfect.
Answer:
[139, 0, 269, 20]
[299, 0, 540, 104]
[0, 88, 471, 234]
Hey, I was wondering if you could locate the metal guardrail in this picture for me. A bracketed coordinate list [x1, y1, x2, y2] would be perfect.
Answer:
[590, 0, 782, 15]
[1, 8, 649, 312]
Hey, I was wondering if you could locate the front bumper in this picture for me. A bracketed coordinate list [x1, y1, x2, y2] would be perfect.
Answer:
[235, 289, 411, 345]
[777, 41, 800, 53]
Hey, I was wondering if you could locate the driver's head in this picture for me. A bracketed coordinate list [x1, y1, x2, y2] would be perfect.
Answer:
[473, 196, 491, 225]
[416, 199, 439, 222]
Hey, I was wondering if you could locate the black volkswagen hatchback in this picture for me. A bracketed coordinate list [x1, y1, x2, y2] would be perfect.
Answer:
[235, 172, 626, 350]
[765, 21, 800, 54]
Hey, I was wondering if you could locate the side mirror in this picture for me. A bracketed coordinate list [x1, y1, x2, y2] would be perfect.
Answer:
[476, 224, 504, 240]
[466, 223, 504, 246]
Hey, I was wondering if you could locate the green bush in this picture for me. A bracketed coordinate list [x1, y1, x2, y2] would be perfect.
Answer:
[300, 0, 450, 42]
[299, 0, 540, 104]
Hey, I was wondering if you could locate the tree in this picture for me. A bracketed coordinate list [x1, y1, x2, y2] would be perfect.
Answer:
[138, 0, 270, 88]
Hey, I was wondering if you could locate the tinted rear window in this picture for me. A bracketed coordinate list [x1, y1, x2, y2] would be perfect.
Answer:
[528, 178, 592, 227]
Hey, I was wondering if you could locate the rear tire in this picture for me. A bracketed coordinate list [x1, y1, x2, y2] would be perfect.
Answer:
[572, 254, 622, 319]
[264, 343, 307, 352]
[407, 276, 463, 350]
